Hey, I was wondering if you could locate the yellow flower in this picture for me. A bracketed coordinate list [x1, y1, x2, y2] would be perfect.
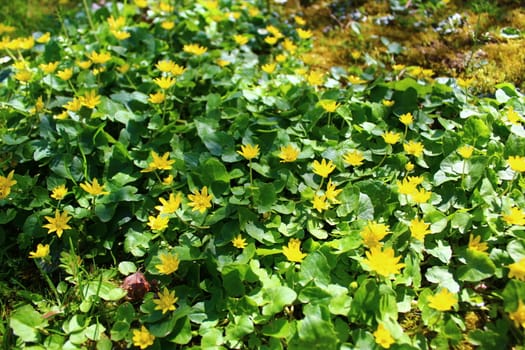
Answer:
[88, 51, 111, 64]
[509, 300, 525, 328]
[508, 258, 525, 281]
[162, 175, 174, 185]
[392, 64, 406, 72]
[111, 30, 130, 40]
[0, 170, 16, 200]
[318, 100, 339, 113]
[155, 252, 180, 275]
[54, 110, 69, 120]
[216, 59, 230, 67]
[153, 76, 176, 90]
[409, 217, 431, 241]
[15, 70, 32, 82]
[307, 70, 324, 86]
[147, 214, 169, 231]
[457, 77, 474, 88]
[107, 16, 125, 30]
[362, 247, 405, 277]
[161, 21, 175, 30]
[50, 184, 68, 200]
[148, 91, 165, 104]
[141, 151, 175, 172]
[35, 32, 50, 43]
[80, 178, 110, 196]
[503, 207, 525, 226]
[294, 16, 306, 26]
[153, 288, 178, 314]
[266, 25, 283, 38]
[297, 28, 313, 39]
[80, 90, 101, 109]
[282, 238, 307, 263]
[343, 150, 364, 167]
[382, 99, 395, 107]
[233, 34, 249, 45]
[170, 64, 185, 76]
[325, 179, 341, 204]
[468, 234, 488, 253]
[134, 0, 148, 7]
[508, 156, 525, 172]
[63, 97, 82, 112]
[28, 243, 50, 259]
[373, 323, 395, 349]
[348, 75, 367, 85]
[261, 63, 276, 74]
[39, 61, 59, 74]
[155, 192, 182, 214]
[282, 38, 297, 54]
[407, 175, 424, 185]
[382, 131, 401, 145]
[312, 159, 336, 178]
[183, 43, 208, 55]
[279, 144, 300, 163]
[43, 210, 72, 238]
[232, 234, 247, 249]
[457, 145, 474, 159]
[360, 221, 390, 249]
[56, 68, 73, 81]
[506, 107, 522, 125]
[117, 63, 130, 74]
[132, 326, 155, 349]
[159, 2, 174, 12]
[411, 188, 432, 204]
[187, 186, 213, 213]
[428, 288, 457, 311]
[399, 112, 413, 126]
[264, 36, 278, 45]
[156, 60, 176, 73]
[275, 54, 286, 63]
[237, 144, 260, 160]
[350, 50, 361, 60]
[76, 60, 92, 70]
[403, 140, 425, 157]
[405, 162, 415, 172]
[312, 194, 329, 212]
[396, 178, 418, 196]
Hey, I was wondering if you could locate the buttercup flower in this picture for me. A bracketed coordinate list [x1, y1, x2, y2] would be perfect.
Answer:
[162, 175, 174, 185]
[382, 99, 395, 107]
[294, 16, 306, 26]
[343, 150, 364, 167]
[282, 38, 297, 53]
[155, 253, 180, 275]
[403, 140, 424, 157]
[508, 258, 525, 281]
[373, 323, 395, 349]
[261, 63, 276, 74]
[264, 36, 278, 45]
[361, 221, 390, 249]
[508, 156, 525, 172]
[15, 70, 32, 82]
[396, 178, 418, 196]
[411, 188, 432, 204]
[307, 70, 324, 86]
[111, 30, 130, 40]
[428, 288, 457, 311]
[503, 207, 525, 226]
[382, 131, 401, 145]
[107, 15, 125, 30]
[325, 179, 342, 204]
[50, 184, 68, 200]
[153, 76, 176, 90]
[362, 247, 404, 277]
[297, 28, 313, 39]
[506, 107, 522, 125]
[405, 162, 415, 172]
[348, 75, 367, 85]
[0, 170, 17, 200]
[282, 238, 307, 263]
[266, 25, 283, 38]
[232, 234, 247, 249]
[39, 61, 59, 74]
[409, 217, 431, 241]
[155, 193, 182, 214]
[312, 194, 329, 212]
[29, 243, 50, 259]
[237, 144, 260, 160]
[468, 234, 488, 253]
[132, 326, 155, 349]
[275, 54, 286, 63]
[399, 112, 414, 126]
[312, 159, 336, 178]
[183, 43, 208, 55]
[88, 51, 111, 64]
[80, 90, 101, 109]
[63, 97, 82, 112]
[43, 210, 72, 238]
[141, 151, 175, 172]
[457, 145, 474, 159]
[233, 34, 249, 45]
[156, 59, 176, 73]
[36, 32, 50, 43]
[77, 60, 92, 70]
[279, 144, 300, 163]
[117, 63, 129, 74]
[56, 68, 73, 81]
[509, 300, 525, 328]
[187, 186, 213, 213]
[318, 99, 339, 113]
[148, 91, 165, 104]
[154, 288, 178, 314]
[147, 214, 169, 231]
[80, 178, 109, 196]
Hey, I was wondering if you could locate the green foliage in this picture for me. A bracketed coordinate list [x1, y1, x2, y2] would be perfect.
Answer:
[1, 0, 525, 349]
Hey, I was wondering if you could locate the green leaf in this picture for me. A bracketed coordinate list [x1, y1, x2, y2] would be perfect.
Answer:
[262, 286, 297, 316]
[253, 182, 277, 213]
[124, 228, 152, 257]
[85, 323, 105, 341]
[225, 315, 254, 341]
[245, 221, 276, 244]
[9, 304, 48, 343]
[464, 117, 490, 147]
[262, 318, 293, 338]
[297, 304, 338, 348]
[425, 266, 460, 292]
[457, 249, 496, 282]
[298, 251, 331, 286]
[118, 261, 137, 275]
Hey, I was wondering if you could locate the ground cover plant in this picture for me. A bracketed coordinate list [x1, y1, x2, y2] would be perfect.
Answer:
[1, 0, 525, 349]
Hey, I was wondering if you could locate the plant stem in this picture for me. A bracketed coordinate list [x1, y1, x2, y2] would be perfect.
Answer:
[82, 0, 95, 31]
[36, 262, 61, 306]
